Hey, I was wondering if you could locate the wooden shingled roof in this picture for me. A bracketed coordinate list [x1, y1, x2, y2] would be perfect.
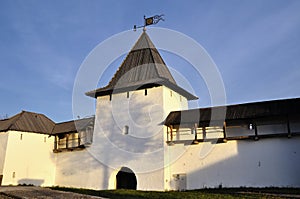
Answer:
[165, 97, 300, 126]
[52, 116, 95, 134]
[0, 111, 55, 134]
[86, 31, 197, 100]
[0, 111, 95, 135]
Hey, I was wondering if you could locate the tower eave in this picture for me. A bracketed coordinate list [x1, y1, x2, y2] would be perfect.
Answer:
[85, 78, 198, 100]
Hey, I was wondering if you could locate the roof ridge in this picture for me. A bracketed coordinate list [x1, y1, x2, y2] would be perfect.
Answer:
[106, 32, 152, 88]
[103, 32, 149, 89]
[55, 116, 95, 125]
[6, 111, 24, 130]
[149, 48, 160, 79]
[105, 50, 133, 89]
[143, 31, 156, 49]
[21, 110, 55, 123]
[132, 31, 155, 50]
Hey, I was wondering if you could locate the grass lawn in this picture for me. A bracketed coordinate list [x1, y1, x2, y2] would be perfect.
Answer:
[50, 187, 300, 199]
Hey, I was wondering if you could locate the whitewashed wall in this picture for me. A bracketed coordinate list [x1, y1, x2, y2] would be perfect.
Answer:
[0, 132, 9, 177]
[1, 131, 56, 186]
[162, 86, 189, 190]
[164, 125, 300, 190]
[55, 86, 188, 191]
[54, 149, 109, 189]
[162, 87, 188, 115]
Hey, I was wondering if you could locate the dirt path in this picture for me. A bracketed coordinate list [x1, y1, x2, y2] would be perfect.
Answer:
[0, 186, 106, 199]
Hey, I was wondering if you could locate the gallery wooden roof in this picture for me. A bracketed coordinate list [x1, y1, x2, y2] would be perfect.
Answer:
[0, 111, 55, 134]
[0, 111, 94, 135]
[86, 31, 197, 100]
[52, 116, 95, 134]
[165, 97, 300, 126]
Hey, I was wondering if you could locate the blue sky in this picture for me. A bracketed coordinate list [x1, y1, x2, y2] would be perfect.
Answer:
[1, 0, 300, 122]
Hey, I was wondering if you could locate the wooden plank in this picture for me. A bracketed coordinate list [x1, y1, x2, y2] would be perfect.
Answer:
[202, 126, 207, 140]
[223, 121, 227, 143]
[287, 116, 292, 138]
[78, 133, 81, 146]
[192, 123, 199, 144]
[66, 134, 69, 148]
[168, 125, 175, 146]
[54, 135, 58, 150]
[254, 123, 259, 141]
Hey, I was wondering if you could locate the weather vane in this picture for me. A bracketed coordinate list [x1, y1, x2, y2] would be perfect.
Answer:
[133, 14, 165, 31]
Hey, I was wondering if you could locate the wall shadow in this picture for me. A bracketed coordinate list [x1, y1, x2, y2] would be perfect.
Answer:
[181, 137, 300, 189]
[18, 178, 44, 186]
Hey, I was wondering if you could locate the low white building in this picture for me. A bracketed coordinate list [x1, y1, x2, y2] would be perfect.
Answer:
[0, 111, 56, 186]
[1, 31, 300, 190]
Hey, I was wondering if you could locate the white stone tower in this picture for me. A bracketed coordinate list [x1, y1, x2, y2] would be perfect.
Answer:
[86, 31, 197, 190]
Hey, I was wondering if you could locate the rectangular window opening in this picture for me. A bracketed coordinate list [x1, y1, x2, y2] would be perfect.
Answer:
[145, 89, 147, 96]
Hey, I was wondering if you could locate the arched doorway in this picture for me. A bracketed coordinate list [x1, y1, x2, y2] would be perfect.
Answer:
[116, 167, 137, 190]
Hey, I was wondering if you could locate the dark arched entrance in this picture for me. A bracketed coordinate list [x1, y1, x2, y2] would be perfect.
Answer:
[116, 167, 137, 190]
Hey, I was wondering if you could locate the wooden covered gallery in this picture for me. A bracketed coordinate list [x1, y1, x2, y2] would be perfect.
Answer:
[164, 97, 300, 145]
[52, 117, 95, 152]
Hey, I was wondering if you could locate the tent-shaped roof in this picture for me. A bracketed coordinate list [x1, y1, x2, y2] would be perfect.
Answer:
[86, 31, 197, 100]
[0, 111, 55, 134]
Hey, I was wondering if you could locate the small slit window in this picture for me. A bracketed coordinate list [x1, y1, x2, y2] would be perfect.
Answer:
[109, 94, 112, 101]
[127, 92, 129, 98]
[249, 123, 253, 130]
[145, 89, 147, 96]
[123, 125, 129, 135]
[170, 90, 173, 97]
